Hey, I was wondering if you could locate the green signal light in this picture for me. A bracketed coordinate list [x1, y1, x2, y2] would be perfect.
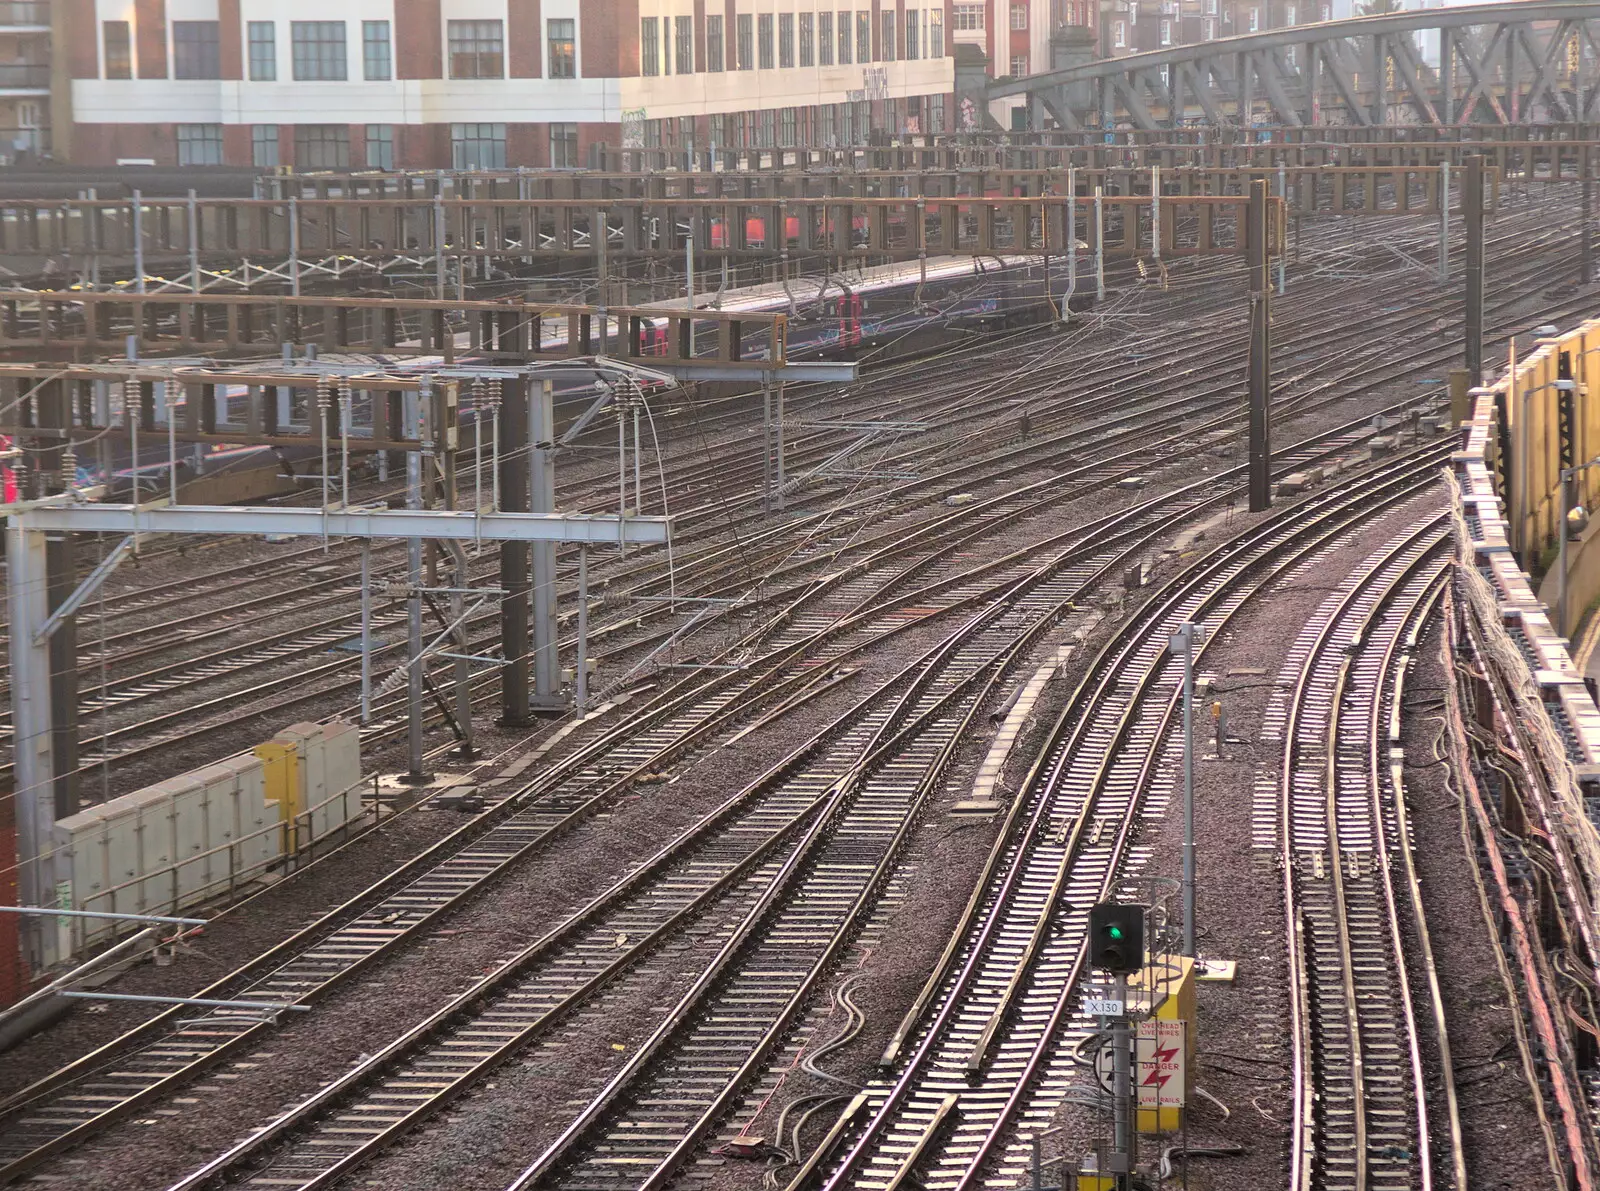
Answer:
[1107, 925, 1123, 939]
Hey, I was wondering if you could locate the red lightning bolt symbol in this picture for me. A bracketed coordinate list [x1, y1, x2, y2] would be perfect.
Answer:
[1142, 1044, 1179, 1086]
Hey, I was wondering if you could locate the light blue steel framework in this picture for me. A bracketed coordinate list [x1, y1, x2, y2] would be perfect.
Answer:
[987, 1, 1600, 130]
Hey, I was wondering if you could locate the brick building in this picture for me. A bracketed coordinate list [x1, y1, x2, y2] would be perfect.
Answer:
[52, 0, 955, 168]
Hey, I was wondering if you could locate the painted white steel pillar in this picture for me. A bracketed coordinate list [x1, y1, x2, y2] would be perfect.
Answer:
[531, 379, 561, 703]
[6, 520, 64, 969]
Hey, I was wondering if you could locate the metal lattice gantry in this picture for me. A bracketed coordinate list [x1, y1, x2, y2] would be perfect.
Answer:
[988, 1, 1600, 131]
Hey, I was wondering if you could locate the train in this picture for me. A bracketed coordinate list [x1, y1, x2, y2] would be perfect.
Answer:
[623, 252, 1087, 360]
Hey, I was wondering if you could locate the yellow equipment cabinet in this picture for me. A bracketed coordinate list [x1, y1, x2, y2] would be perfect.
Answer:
[252, 740, 301, 851]
[1130, 954, 1197, 1136]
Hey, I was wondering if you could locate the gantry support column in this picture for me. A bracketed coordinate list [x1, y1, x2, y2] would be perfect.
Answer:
[531, 379, 562, 706]
[499, 376, 531, 725]
[1248, 179, 1272, 513]
[6, 520, 57, 969]
[1465, 154, 1485, 385]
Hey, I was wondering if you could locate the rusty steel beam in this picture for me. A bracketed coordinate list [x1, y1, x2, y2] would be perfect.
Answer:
[0, 291, 787, 370]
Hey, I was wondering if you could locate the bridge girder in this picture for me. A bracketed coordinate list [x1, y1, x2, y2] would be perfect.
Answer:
[988, 0, 1600, 131]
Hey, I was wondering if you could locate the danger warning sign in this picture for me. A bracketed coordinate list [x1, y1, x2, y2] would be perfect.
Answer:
[1135, 1018, 1186, 1108]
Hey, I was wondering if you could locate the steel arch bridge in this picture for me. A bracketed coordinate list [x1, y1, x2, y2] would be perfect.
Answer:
[985, 1, 1600, 131]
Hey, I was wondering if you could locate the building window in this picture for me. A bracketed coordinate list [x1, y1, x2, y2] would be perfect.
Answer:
[759, 109, 775, 147]
[707, 14, 725, 70]
[548, 18, 576, 78]
[248, 21, 275, 81]
[929, 93, 946, 132]
[363, 21, 391, 80]
[294, 124, 350, 169]
[838, 11, 852, 63]
[799, 13, 814, 66]
[1011, 3, 1028, 29]
[781, 107, 797, 147]
[1113, 19, 1126, 45]
[1204, 0, 1217, 15]
[173, 22, 220, 79]
[1010, 53, 1027, 74]
[251, 125, 278, 167]
[931, 9, 944, 55]
[104, 20, 132, 78]
[176, 124, 223, 165]
[448, 20, 502, 79]
[1248, 7, 1259, 30]
[758, 13, 774, 68]
[641, 17, 660, 75]
[737, 14, 753, 69]
[857, 12, 870, 63]
[905, 10, 919, 58]
[291, 22, 346, 81]
[1159, 18, 1172, 43]
[452, 123, 506, 169]
[1320, 3, 1331, 18]
[676, 16, 693, 73]
[881, 11, 894, 59]
[779, 13, 794, 67]
[819, 13, 833, 64]
[365, 124, 393, 168]
[1286, 4, 1296, 22]
[550, 121, 578, 167]
[1203, 16, 1217, 37]
[954, 4, 984, 30]
[710, 112, 727, 147]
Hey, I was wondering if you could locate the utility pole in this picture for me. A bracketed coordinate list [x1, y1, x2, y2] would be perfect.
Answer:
[1465, 154, 1485, 384]
[1583, 145, 1593, 288]
[405, 384, 428, 782]
[1247, 178, 1271, 513]
[1170, 622, 1206, 957]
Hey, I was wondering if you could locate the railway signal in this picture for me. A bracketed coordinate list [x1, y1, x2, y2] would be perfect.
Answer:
[1088, 902, 1146, 973]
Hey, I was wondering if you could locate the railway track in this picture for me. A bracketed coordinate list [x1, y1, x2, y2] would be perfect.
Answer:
[783, 444, 1450, 1191]
[2, 198, 1578, 796]
[0, 196, 1583, 1189]
[0, 386, 1446, 1186]
[1275, 516, 1458, 1191]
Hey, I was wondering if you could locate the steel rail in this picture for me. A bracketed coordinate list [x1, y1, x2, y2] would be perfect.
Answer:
[0, 200, 1574, 1178]
[1454, 602, 1600, 1187]
[789, 443, 1450, 1190]
[165, 502, 1162, 1190]
[1381, 582, 1468, 1191]
[1443, 600, 1585, 1187]
[4, 200, 1571, 771]
[1280, 517, 1448, 1191]
[0, 376, 1317, 1182]
[899, 469, 1451, 1191]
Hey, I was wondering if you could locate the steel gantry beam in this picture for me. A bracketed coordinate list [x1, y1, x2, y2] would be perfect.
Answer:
[989, 1, 1600, 131]
[3, 493, 669, 973]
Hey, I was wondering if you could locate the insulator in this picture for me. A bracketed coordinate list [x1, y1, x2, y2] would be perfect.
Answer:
[315, 373, 333, 414]
[60, 444, 76, 488]
[487, 377, 502, 408]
